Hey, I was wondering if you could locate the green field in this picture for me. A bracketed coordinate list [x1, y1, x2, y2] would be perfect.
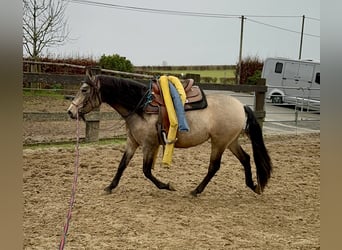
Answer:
[155, 69, 236, 79]
[23, 89, 65, 97]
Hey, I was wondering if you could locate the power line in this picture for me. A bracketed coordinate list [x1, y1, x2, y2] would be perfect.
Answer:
[306, 16, 320, 21]
[68, 0, 320, 38]
[69, 0, 239, 18]
[245, 15, 320, 21]
[69, 0, 320, 20]
[245, 15, 302, 18]
[246, 18, 320, 38]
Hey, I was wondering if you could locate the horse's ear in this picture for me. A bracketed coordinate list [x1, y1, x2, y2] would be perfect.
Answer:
[85, 67, 95, 82]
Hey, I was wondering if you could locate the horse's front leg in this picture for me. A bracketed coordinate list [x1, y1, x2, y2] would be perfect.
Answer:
[142, 146, 176, 191]
[104, 134, 138, 194]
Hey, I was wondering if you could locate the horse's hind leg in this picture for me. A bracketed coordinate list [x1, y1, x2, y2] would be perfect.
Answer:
[191, 145, 225, 197]
[228, 139, 258, 193]
[142, 146, 175, 191]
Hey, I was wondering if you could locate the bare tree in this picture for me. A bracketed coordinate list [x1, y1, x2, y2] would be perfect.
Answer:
[23, 0, 69, 59]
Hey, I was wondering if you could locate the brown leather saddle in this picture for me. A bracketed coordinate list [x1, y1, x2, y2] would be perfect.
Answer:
[144, 78, 207, 144]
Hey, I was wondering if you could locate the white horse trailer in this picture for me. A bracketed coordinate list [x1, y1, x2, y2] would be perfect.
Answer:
[261, 57, 320, 111]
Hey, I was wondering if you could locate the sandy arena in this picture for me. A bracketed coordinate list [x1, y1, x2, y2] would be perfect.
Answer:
[23, 95, 320, 249]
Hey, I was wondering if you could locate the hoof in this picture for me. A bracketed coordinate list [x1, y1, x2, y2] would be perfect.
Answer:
[190, 190, 198, 197]
[168, 183, 176, 191]
[104, 186, 112, 195]
[254, 185, 262, 195]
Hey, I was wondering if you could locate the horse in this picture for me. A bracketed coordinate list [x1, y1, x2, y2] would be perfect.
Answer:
[67, 71, 272, 196]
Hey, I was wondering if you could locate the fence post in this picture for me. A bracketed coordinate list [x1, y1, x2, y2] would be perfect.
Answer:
[253, 78, 266, 129]
[85, 67, 101, 142]
[85, 111, 100, 142]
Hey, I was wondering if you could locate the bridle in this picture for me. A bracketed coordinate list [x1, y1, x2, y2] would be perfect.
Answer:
[71, 77, 102, 112]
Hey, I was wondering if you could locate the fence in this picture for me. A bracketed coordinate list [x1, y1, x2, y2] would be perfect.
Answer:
[23, 65, 268, 144]
[266, 85, 320, 113]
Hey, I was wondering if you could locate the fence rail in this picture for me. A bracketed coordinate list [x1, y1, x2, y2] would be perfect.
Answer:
[23, 111, 121, 122]
[266, 84, 320, 112]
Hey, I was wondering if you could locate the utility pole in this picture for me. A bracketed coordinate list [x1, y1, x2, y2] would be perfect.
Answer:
[237, 15, 245, 84]
[298, 15, 305, 60]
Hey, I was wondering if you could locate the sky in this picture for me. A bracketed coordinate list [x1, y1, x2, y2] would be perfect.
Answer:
[45, 0, 320, 66]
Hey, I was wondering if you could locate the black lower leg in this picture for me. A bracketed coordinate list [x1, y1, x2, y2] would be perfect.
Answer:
[104, 152, 129, 193]
[143, 156, 173, 190]
[191, 156, 221, 196]
[239, 150, 258, 192]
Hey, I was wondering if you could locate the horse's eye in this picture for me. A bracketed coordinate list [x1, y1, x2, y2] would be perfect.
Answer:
[81, 88, 87, 93]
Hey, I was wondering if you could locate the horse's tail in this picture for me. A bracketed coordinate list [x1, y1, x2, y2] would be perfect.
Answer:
[244, 105, 273, 193]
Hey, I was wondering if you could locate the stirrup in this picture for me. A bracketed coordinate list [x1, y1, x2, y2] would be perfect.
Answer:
[162, 131, 178, 145]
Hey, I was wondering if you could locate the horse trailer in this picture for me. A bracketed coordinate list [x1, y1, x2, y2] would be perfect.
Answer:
[261, 57, 320, 111]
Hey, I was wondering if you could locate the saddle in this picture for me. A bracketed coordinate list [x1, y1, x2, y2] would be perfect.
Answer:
[144, 78, 207, 144]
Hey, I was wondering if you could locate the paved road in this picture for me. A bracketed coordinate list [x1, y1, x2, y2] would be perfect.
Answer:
[204, 90, 320, 135]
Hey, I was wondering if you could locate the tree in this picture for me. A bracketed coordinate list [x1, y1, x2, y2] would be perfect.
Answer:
[99, 54, 134, 72]
[235, 56, 263, 85]
[23, 0, 69, 59]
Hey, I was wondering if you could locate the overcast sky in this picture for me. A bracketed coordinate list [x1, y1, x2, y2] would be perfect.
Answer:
[46, 0, 320, 66]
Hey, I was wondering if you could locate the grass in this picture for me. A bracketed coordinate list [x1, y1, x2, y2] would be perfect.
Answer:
[23, 138, 126, 150]
[150, 69, 236, 79]
[23, 88, 65, 98]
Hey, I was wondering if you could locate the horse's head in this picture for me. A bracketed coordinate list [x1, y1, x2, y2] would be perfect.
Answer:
[67, 70, 102, 120]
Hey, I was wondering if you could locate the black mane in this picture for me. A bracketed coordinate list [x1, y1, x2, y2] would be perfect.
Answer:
[96, 75, 149, 115]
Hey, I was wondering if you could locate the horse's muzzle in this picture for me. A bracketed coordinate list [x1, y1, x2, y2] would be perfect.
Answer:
[67, 109, 86, 121]
[67, 103, 79, 119]
[67, 110, 76, 119]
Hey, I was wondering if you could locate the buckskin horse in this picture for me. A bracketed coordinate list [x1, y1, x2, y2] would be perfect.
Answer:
[67, 71, 272, 196]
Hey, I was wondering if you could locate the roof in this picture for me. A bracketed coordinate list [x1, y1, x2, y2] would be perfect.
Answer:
[265, 57, 320, 64]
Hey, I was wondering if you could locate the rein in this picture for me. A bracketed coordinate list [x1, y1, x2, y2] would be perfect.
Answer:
[121, 87, 152, 118]
[59, 108, 81, 250]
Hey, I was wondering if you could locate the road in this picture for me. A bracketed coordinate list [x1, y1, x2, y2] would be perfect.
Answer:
[204, 90, 320, 135]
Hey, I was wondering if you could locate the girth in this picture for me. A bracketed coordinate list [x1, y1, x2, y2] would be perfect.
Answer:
[144, 78, 207, 144]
